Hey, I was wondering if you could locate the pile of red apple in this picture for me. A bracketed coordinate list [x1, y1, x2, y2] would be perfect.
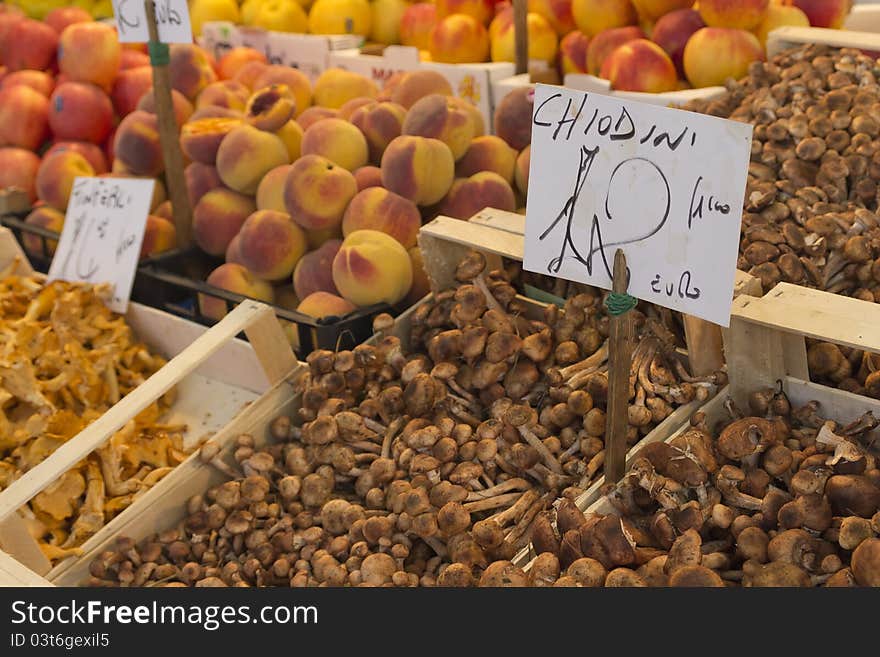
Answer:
[0, 5, 177, 259]
[558, 0, 852, 93]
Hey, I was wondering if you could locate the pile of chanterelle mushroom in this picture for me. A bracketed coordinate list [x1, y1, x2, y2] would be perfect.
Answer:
[87, 250, 725, 587]
[0, 263, 183, 563]
[685, 43, 880, 398]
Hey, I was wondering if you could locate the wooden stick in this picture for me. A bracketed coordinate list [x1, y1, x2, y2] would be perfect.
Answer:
[144, 0, 192, 246]
[513, 0, 528, 76]
[605, 249, 633, 484]
[683, 315, 724, 376]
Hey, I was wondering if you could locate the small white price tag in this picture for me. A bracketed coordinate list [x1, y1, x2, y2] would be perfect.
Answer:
[524, 84, 753, 326]
[112, 0, 193, 44]
[48, 177, 155, 313]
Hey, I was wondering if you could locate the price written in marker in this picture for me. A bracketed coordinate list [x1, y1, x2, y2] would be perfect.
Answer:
[48, 177, 155, 313]
[112, 0, 193, 44]
[523, 84, 753, 326]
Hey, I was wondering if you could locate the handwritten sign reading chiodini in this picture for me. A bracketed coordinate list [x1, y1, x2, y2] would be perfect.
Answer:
[523, 84, 753, 326]
[48, 177, 155, 313]
[112, 0, 193, 44]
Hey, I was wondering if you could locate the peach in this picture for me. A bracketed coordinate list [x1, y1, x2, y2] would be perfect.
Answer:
[216, 124, 290, 194]
[35, 151, 95, 210]
[390, 69, 453, 109]
[449, 96, 485, 137]
[1, 70, 54, 97]
[493, 86, 534, 151]
[683, 27, 764, 89]
[169, 44, 218, 101]
[179, 117, 242, 165]
[113, 110, 164, 176]
[244, 84, 296, 131]
[276, 120, 303, 161]
[342, 187, 420, 248]
[251, 0, 308, 33]
[140, 215, 177, 259]
[755, 4, 809, 44]
[293, 239, 342, 299]
[400, 3, 438, 51]
[782, 0, 850, 29]
[234, 61, 269, 90]
[429, 14, 489, 64]
[218, 48, 268, 81]
[237, 210, 307, 281]
[405, 246, 431, 306]
[200, 263, 274, 321]
[440, 171, 516, 219]
[189, 106, 242, 121]
[284, 154, 358, 231]
[652, 9, 705, 76]
[58, 22, 120, 90]
[44, 142, 108, 175]
[313, 68, 378, 109]
[301, 118, 369, 171]
[252, 66, 312, 118]
[491, 8, 559, 63]
[601, 39, 677, 93]
[138, 89, 195, 128]
[338, 97, 375, 121]
[572, 0, 638, 36]
[154, 200, 173, 221]
[332, 229, 413, 306]
[44, 7, 92, 34]
[225, 234, 244, 265]
[4, 19, 57, 72]
[193, 187, 256, 256]
[297, 106, 338, 130]
[111, 66, 153, 117]
[515, 145, 530, 197]
[22, 207, 64, 258]
[381, 135, 455, 206]
[196, 80, 250, 111]
[119, 50, 151, 70]
[456, 135, 517, 183]
[436, 0, 494, 23]
[184, 162, 222, 206]
[48, 82, 113, 145]
[307, 226, 344, 249]
[560, 30, 591, 75]
[585, 25, 645, 75]
[350, 101, 406, 163]
[150, 177, 167, 211]
[529, 0, 577, 35]
[297, 291, 356, 319]
[0, 147, 40, 201]
[403, 94, 474, 161]
[354, 165, 383, 190]
[630, 0, 694, 21]
[379, 72, 407, 102]
[699, 0, 768, 31]
[256, 164, 291, 212]
[0, 85, 48, 151]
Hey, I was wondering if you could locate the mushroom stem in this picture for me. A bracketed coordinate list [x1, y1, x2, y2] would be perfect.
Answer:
[516, 425, 563, 474]
[559, 342, 609, 380]
[473, 274, 504, 313]
[577, 449, 605, 488]
[465, 477, 531, 501]
[380, 417, 406, 459]
[491, 489, 539, 527]
[463, 492, 524, 513]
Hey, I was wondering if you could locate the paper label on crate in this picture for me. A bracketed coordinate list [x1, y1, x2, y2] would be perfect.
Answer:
[48, 177, 155, 313]
[524, 84, 752, 326]
[112, 0, 193, 44]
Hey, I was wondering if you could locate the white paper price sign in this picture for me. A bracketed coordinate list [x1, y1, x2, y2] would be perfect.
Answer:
[48, 177, 155, 313]
[524, 84, 753, 326]
[112, 0, 193, 44]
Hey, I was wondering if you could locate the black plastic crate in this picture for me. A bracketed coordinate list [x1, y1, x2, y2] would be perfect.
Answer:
[1, 213, 55, 273]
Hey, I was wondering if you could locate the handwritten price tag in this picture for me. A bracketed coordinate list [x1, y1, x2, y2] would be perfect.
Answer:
[48, 177, 155, 313]
[523, 84, 753, 326]
[112, 0, 193, 43]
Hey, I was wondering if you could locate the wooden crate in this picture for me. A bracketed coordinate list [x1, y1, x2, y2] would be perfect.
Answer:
[767, 25, 880, 57]
[0, 549, 52, 587]
[0, 228, 300, 580]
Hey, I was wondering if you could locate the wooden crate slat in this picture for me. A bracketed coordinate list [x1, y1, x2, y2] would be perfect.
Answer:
[469, 208, 526, 234]
[0, 550, 52, 587]
[767, 25, 880, 57]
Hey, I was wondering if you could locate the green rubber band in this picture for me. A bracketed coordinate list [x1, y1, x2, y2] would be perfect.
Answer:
[604, 292, 638, 316]
[148, 41, 170, 67]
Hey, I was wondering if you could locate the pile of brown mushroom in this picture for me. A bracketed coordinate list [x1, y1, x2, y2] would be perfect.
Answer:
[521, 389, 880, 587]
[0, 265, 184, 562]
[87, 250, 722, 587]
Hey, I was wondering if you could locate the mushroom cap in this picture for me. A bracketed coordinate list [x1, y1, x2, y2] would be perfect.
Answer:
[668, 565, 725, 587]
[455, 251, 487, 282]
[851, 537, 880, 587]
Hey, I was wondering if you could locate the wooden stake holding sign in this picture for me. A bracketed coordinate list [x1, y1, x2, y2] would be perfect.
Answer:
[513, 0, 529, 75]
[523, 84, 754, 482]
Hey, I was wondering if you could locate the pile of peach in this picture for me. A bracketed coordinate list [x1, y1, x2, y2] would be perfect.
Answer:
[165, 53, 532, 324]
[398, 0, 851, 93]
[0, 7, 178, 259]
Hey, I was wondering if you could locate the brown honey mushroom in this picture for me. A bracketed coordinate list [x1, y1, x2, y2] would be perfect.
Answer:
[515, 387, 880, 587]
[87, 249, 721, 587]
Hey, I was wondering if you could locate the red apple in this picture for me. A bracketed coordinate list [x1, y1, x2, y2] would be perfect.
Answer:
[44, 141, 109, 175]
[45, 7, 93, 34]
[0, 70, 54, 97]
[601, 39, 678, 92]
[586, 25, 645, 76]
[111, 66, 153, 117]
[48, 82, 114, 144]
[120, 49, 151, 70]
[0, 85, 49, 150]
[0, 147, 41, 201]
[3, 19, 57, 72]
[58, 22, 121, 90]
[652, 9, 705, 77]
[782, 0, 851, 29]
